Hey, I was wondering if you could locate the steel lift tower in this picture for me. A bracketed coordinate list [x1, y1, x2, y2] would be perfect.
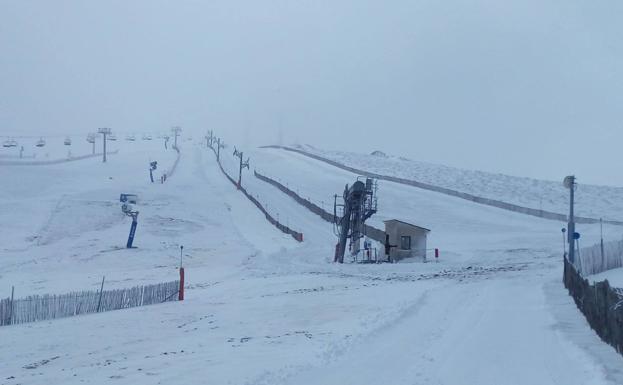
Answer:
[98, 127, 111, 162]
[333, 177, 378, 263]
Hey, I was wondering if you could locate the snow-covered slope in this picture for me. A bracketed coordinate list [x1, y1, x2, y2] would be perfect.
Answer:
[1, 139, 622, 384]
[292, 145, 623, 222]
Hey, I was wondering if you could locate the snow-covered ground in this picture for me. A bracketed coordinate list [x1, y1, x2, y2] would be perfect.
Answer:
[1, 138, 622, 384]
[293, 145, 623, 222]
[590, 268, 623, 288]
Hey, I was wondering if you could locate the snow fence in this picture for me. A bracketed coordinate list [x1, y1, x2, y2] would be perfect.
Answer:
[207, 146, 303, 242]
[0, 280, 180, 326]
[263, 146, 623, 226]
[0, 150, 119, 166]
[576, 240, 623, 276]
[564, 257, 623, 355]
[254, 171, 385, 243]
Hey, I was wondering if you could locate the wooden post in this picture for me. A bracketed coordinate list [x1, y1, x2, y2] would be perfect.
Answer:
[8, 286, 14, 325]
[96, 276, 105, 312]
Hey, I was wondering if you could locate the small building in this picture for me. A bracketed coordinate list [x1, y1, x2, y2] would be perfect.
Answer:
[384, 219, 430, 262]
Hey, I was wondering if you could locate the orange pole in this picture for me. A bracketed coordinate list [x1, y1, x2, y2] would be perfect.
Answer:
[179, 267, 185, 301]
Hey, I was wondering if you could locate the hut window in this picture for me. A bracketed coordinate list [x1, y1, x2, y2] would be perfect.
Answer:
[400, 236, 411, 250]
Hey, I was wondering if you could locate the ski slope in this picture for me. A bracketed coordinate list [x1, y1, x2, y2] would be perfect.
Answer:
[1, 138, 622, 384]
[294, 145, 623, 222]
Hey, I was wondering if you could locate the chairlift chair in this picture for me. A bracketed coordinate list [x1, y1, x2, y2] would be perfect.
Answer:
[3, 139, 17, 148]
[64, 137, 72, 146]
[36, 138, 46, 147]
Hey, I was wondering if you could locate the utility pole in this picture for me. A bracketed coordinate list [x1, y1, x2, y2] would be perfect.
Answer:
[233, 147, 250, 189]
[217, 138, 225, 162]
[206, 130, 214, 148]
[564, 175, 576, 263]
[98, 128, 111, 162]
[171, 126, 182, 149]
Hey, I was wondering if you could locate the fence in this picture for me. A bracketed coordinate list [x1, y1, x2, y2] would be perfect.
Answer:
[207, 145, 303, 242]
[254, 171, 386, 243]
[563, 257, 623, 355]
[0, 280, 180, 326]
[576, 240, 623, 276]
[262, 146, 623, 226]
[0, 150, 120, 166]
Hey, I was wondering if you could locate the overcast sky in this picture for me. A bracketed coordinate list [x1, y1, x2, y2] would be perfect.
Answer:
[1, 1, 621, 185]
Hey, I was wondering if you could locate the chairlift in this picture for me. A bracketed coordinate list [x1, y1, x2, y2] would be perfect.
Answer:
[36, 137, 46, 147]
[64, 137, 72, 146]
[145, 134, 152, 140]
[3, 138, 17, 148]
[108, 134, 117, 141]
[126, 134, 136, 141]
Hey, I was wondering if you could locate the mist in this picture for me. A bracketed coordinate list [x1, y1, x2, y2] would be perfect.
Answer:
[1, 0, 621, 185]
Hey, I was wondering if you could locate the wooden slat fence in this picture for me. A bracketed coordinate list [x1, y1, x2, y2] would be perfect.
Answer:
[254, 170, 386, 243]
[564, 257, 623, 355]
[577, 239, 623, 276]
[207, 145, 304, 242]
[0, 280, 179, 326]
[261, 145, 623, 226]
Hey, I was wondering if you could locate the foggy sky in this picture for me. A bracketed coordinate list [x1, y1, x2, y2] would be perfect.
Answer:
[1, 1, 622, 186]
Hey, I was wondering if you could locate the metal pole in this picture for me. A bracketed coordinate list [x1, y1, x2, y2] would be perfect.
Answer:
[600, 218, 605, 271]
[567, 177, 575, 264]
[103, 133, 107, 163]
[96, 276, 105, 312]
[238, 151, 243, 189]
[179, 246, 185, 301]
[562, 228, 567, 256]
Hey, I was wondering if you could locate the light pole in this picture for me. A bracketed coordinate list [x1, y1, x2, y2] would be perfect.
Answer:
[563, 175, 576, 263]
[98, 128, 111, 162]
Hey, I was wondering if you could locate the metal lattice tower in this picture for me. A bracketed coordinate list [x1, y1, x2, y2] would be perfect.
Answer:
[333, 177, 378, 263]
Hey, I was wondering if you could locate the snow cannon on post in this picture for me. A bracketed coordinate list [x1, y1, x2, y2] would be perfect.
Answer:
[149, 161, 158, 183]
[120, 194, 139, 248]
[333, 177, 378, 263]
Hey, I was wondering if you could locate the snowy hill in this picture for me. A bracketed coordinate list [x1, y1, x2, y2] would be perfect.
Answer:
[1, 137, 622, 384]
[293, 145, 623, 222]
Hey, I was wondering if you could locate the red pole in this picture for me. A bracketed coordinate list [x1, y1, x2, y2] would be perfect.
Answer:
[179, 267, 185, 301]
